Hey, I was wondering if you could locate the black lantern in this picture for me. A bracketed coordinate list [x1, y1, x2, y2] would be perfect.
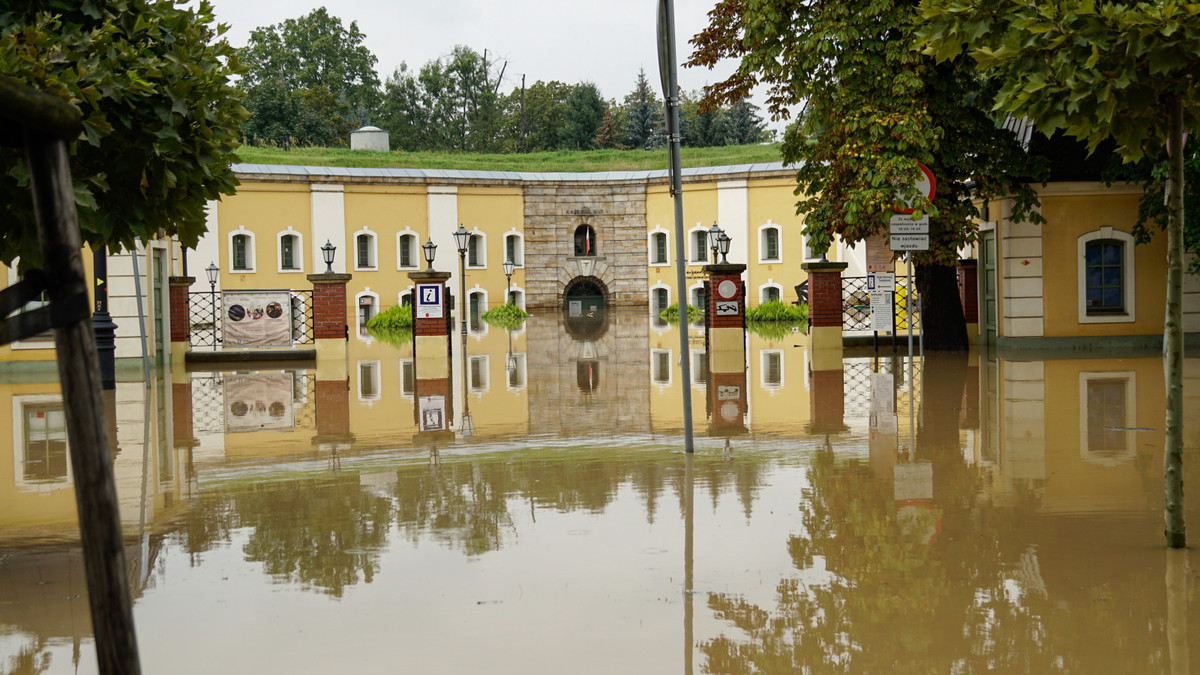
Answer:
[454, 224, 470, 336]
[205, 262, 219, 346]
[453, 224, 471, 254]
[707, 222, 724, 263]
[423, 237, 437, 271]
[717, 232, 731, 264]
[321, 239, 336, 273]
[205, 262, 219, 288]
[503, 257, 514, 305]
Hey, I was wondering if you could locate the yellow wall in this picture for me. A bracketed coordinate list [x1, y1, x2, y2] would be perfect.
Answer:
[216, 182, 311, 289]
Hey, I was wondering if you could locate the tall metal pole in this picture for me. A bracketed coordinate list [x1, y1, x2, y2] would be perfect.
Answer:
[658, 0, 695, 453]
[459, 249, 467, 336]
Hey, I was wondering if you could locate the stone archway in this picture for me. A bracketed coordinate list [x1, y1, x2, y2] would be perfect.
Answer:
[562, 276, 610, 340]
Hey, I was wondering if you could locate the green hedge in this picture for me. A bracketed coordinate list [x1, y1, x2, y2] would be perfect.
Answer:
[481, 303, 530, 329]
[659, 303, 703, 323]
[365, 304, 414, 345]
[745, 300, 807, 322]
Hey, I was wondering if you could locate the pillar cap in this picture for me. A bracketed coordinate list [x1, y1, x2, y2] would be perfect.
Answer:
[703, 263, 747, 274]
[958, 258, 978, 268]
[169, 276, 196, 285]
[801, 261, 849, 272]
[409, 270, 452, 282]
[307, 272, 353, 284]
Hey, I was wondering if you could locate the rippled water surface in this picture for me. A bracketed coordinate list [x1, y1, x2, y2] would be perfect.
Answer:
[2, 311, 1199, 673]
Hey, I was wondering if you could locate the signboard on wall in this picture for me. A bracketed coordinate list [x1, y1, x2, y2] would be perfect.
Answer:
[416, 284, 443, 319]
[419, 395, 446, 431]
[869, 273, 895, 333]
[222, 291, 291, 347]
[224, 373, 295, 432]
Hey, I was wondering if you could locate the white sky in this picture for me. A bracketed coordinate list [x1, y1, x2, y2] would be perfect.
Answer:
[206, 0, 786, 128]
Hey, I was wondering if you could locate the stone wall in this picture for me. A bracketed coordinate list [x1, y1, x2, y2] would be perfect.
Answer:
[524, 182, 648, 309]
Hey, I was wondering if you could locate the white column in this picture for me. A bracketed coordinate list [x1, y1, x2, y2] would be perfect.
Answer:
[717, 180, 749, 266]
[311, 184, 347, 273]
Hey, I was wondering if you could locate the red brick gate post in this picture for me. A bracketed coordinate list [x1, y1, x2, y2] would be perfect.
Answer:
[801, 261, 848, 433]
[168, 275, 194, 366]
[308, 272, 352, 458]
[409, 270, 455, 442]
[705, 263, 748, 435]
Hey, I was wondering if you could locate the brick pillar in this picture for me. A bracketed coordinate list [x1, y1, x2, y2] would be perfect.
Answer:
[308, 272, 352, 383]
[168, 276, 194, 365]
[957, 259, 978, 345]
[704, 263, 748, 436]
[409, 270, 456, 442]
[802, 261, 848, 434]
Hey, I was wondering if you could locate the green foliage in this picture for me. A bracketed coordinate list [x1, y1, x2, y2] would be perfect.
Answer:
[745, 300, 807, 323]
[236, 143, 783, 172]
[622, 68, 666, 150]
[659, 302, 703, 323]
[0, 0, 247, 269]
[365, 303, 414, 345]
[481, 302, 530, 329]
[559, 83, 605, 151]
[501, 80, 572, 152]
[746, 320, 807, 341]
[241, 7, 380, 128]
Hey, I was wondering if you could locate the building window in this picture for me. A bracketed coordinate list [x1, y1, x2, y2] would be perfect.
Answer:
[505, 233, 523, 266]
[690, 284, 706, 312]
[358, 361, 381, 401]
[356, 292, 378, 337]
[356, 232, 377, 270]
[761, 285, 782, 304]
[397, 233, 418, 269]
[507, 353, 527, 390]
[761, 226, 781, 262]
[467, 234, 483, 267]
[692, 351, 709, 384]
[1077, 227, 1135, 324]
[231, 231, 254, 271]
[469, 355, 490, 392]
[574, 225, 596, 256]
[650, 231, 669, 265]
[651, 349, 672, 385]
[1079, 371, 1136, 465]
[692, 229, 709, 263]
[22, 401, 68, 483]
[652, 286, 670, 312]
[400, 360, 415, 399]
[1085, 240, 1124, 313]
[279, 232, 301, 271]
[761, 350, 783, 389]
[468, 290, 487, 332]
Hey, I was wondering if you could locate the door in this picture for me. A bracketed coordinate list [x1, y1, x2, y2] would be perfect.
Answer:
[981, 230, 998, 350]
[152, 248, 166, 364]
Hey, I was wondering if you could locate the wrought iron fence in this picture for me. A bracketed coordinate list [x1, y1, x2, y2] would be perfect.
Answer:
[842, 275, 919, 333]
[188, 290, 315, 348]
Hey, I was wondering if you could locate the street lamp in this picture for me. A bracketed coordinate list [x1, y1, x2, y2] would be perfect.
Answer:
[454, 224, 470, 336]
[717, 232, 732, 264]
[205, 262, 219, 345]
[423, 237, 437, 271]
[707, 222, 724, 263]
[503, 257, 515, 305]
[321, 239, 337, 273]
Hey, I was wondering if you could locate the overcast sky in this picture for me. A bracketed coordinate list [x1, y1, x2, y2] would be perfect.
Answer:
[206, 0, 787, 129]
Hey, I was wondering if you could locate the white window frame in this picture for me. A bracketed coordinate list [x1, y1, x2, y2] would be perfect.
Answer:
[760, 349, 785, 391]
[758, 222, 782, 263]
[759, 281, 784, 304]
[399, 359, 415, 400]
[689, 282, 706, 311]
[13, 394, 73, 491]
[355, 289, 379, 340]
[229, 226, 255, 272]
[467, 230, 487, 269]
[507, 285, 527, 311]
[467, 287, 489, 335]
[650, 284, 671, 312]
[649, 228, 670, 266]
[802, 232, 821, 262]
[690, 349, 708, 389]
[277, 227, 304, 273]
[1078, 371, 1137, 466]
[397, 286, 414, 308]
[504, 231, 524, 267]
[506, 353, 527, 391]
[357, 360, 381, 403]
[354, 228, 378, 271]
[468, 354, 490, 394]
[650, 349, 673, 387]
[689, 225, 710, 264]
[5, 263, 54, 350]
[1077, 227, 1136, 324]
[396, 230, 419, 270]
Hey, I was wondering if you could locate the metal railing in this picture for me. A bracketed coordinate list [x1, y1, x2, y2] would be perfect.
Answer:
[842, 275, 919, 333]
[188, 290, 315, 349]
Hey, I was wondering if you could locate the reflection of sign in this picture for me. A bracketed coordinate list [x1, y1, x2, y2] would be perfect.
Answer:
[223, 290, 291, 347]
[416, 284, 443, 319]
[869, 273, 895, 333]
[716, 279, 739, 300]
[717, 385, 740, 400]
[419, 395, 446, 431]
[870, 371, 897, 433]
[225, 373, 295, 432]
[715, 300, 739, 316]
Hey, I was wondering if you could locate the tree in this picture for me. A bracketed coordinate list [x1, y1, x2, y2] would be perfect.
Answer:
[505, 79, 573, 152]
[680, 90, 727, 147]
[0, 0, 246, 269]
[688, 0, 1045, 350]
[725, 98, 770, 145]
[378, 64, 427, 151]
[559, 82, 605, 151]
[621, 68, 666, 150]
[917, 0, 1200, 547]
[594, 104, 625, 150]
[241, 7, 380, 128]
[241, 79, 353, 147]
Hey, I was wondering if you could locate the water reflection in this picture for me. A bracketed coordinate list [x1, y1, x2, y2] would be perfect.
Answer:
[1, 319, 1199, 673]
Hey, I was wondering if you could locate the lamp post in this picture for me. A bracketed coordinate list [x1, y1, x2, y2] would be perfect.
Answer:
[205, 262, 219, 346]
[503, 257, 514, 305]
[423, 237, 437, 271]
[707, 222, 723, 264]
[453, 224, 470, 336]
[717, 232, 731, 264]
[321, 239, 337, 273]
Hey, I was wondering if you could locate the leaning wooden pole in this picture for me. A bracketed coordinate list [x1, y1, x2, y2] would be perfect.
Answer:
[1164, 96, 1186, 549]
[23, 127, 142, 673]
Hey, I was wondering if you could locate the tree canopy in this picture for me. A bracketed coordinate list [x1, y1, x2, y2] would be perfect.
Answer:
[0, 0, 247, 269]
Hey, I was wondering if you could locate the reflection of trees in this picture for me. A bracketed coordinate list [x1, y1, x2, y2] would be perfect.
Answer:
[394, 461, 517, 557]
[3, 635, 52, 675]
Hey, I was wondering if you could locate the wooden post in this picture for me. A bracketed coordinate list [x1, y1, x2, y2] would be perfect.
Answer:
[20, 126, 141, 671]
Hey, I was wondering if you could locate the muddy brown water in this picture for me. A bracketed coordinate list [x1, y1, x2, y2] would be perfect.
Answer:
[2, 312, 1198, 673]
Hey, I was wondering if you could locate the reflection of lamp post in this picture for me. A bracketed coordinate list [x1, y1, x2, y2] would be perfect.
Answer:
[205, 262, 219, 345]
[423, 237, 438, 271]
[454, 224, 470, 336]
[503, 257, 514, 305]
[506, 327, 516, 380]
[707, 222, 723, 264]
[460, 330, 474, 439]
[717, 231, 731, 264]
[321, 239, 337, 273]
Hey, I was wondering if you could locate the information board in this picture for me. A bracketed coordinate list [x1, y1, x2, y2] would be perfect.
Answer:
[416, 283, 443, 319]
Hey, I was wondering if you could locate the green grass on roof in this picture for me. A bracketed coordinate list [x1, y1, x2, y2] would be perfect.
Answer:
[235, 144, 785, 173]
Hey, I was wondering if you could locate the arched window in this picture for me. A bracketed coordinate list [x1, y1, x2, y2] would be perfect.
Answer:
[356, 290, 378, 338]
[230, 228, 255, 272]
[759, 224, 781, 263]
[355, 230, 377, 270]
[467, 233, 485, 267]
[652, 286, 670, 312]
[1077, 227, 1135, 324]
[649, 230, 669, 265]
[277, 229, 302, 272]
[760, 283, 782, 304]
[504, 232, 524, 266]
[690, 284, 706, 311]
[574, 224, 596, 256]
[397, 232, 418, 269]
[691, 228, 709, 263]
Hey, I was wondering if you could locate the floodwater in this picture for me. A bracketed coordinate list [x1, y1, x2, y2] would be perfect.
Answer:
[2, 310, 1200, 674]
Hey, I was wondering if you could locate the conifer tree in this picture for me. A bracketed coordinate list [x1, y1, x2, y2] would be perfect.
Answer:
[621, 68, 666, 150]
